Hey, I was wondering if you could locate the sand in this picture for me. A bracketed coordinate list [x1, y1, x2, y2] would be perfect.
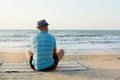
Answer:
[0, 51, 120, 80]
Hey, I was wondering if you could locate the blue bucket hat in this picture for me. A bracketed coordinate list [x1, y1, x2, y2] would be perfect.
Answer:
[36, 19, 49, 28]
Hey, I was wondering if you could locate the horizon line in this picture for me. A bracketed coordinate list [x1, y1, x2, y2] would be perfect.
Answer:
[0, 29, 120, 30]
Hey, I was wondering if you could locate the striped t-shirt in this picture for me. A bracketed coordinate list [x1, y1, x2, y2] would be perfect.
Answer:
[31, 31, 56, 70]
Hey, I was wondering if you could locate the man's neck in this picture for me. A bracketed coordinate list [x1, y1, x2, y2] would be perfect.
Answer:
[39, 30, 47, 32]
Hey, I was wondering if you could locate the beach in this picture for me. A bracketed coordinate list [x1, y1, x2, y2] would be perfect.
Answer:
[0, 50, 120, 80]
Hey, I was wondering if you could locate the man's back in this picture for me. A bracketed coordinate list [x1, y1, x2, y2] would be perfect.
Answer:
[31, 31, 56, 70]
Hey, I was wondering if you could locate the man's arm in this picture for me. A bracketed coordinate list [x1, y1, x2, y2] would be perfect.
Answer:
[53, 48, 57, 56]
[53, 37, 57, 56]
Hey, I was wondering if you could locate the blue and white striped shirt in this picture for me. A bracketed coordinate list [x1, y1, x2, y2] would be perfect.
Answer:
[31, 31, 56, 70]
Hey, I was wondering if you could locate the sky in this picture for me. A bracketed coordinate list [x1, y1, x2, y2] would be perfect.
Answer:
[0, 0, 120, 30]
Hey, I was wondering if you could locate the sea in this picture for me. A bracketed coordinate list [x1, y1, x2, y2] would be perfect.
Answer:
[0, 30, 120, 55]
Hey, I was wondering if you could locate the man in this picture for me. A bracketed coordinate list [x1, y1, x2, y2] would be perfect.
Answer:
[26, 19, 64, 71]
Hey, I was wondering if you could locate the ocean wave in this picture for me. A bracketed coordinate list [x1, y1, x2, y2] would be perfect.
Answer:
[8, 34, 30, 37]
[55, 34, 103, 37]
[0, 35, 30, 38]
[0, 39, 30, 42]
[57, 41, 120, 44]
[13, 45, 30, 48]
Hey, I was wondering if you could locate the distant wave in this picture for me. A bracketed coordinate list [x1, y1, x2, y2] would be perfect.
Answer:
[58, 40, 120, 44]
[55, 34, 103, 37]
[0, 35, 30, 38]
[0, 38, 30, 42]
[8, 34, 29, 37]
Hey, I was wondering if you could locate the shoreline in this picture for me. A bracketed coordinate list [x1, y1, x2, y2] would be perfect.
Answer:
[0, 51, 120, 63]
[0, 49, 120, 55]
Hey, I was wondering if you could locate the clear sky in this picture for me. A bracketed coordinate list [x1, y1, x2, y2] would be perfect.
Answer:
[0, 0, 120, 30]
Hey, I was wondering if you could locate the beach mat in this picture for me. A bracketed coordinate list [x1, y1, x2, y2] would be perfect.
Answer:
[0, 61, 89, 72]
